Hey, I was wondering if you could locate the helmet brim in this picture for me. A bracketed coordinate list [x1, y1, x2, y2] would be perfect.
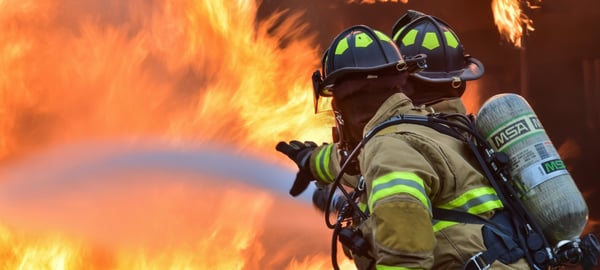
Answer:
[319, 54, 427, 96]
[411, 56, 484, 83]
[321, 61, 401, 90]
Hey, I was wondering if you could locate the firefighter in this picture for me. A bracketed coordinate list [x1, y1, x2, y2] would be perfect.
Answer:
[276, 11, 532, 270]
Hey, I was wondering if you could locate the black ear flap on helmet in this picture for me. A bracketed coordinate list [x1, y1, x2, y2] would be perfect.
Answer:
[312, 49, 333, 113]
[312, 69, 324, 114]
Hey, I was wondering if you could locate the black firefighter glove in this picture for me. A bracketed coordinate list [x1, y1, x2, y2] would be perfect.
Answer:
[275, 140, 317, 197]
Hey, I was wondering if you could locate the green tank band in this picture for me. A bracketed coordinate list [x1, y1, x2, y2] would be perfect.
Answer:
[484, 112, 545, 152]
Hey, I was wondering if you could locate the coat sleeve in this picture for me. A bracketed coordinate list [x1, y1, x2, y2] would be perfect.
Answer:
[309, 143, 360, 187]
[361, 134, 439, 269]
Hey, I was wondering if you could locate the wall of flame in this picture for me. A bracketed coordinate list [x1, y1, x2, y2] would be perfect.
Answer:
[0, 0, 334, 163]
[0, 0, 343, 269]
[1, 0, 598, 269]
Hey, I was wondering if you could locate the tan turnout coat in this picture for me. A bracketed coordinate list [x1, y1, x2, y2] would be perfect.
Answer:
[309, 93, 529, 269]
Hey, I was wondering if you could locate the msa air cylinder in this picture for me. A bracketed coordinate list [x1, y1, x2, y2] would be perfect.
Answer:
[475, 93, 588, 244]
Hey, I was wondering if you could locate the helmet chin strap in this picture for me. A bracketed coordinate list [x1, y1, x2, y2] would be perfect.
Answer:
[332, 106, 361, 176]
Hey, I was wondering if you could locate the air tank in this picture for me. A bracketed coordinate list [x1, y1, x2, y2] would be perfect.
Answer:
[475, 93, 588, 245]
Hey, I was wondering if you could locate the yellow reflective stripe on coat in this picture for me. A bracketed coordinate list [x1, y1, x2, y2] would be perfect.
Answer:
[432, 220, 458, 232]
[376, 265, 423, 270]
[315, 144, 334, 183]
[369, 172, 430, 212]
[439, 186, 503, 214]
[358, 202, 368, 213]
[432, 186, 503, 232]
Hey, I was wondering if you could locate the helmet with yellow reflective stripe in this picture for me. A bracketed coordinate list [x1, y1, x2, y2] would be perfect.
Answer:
[321, 25, 402, 90]
[391, 10, 484, 88]
[312, 24, 426, 112]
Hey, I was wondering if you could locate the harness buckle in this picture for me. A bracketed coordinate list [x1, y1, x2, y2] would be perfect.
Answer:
[357, 176, 366, 192]
[464, 252, 490, 270]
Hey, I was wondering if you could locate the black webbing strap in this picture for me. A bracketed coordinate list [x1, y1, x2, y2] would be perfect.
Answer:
[432, 208, 495, 227]
[433, 208, 524, 270]
[331, 113, 549, 269]
[367, 114, 547, 269]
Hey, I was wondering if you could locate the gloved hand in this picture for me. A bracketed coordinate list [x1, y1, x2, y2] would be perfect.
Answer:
[275, 140, 318, 196]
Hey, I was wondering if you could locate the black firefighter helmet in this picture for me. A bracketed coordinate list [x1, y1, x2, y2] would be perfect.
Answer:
[391, 10, 484, 92]
[312, 24, 426, 113]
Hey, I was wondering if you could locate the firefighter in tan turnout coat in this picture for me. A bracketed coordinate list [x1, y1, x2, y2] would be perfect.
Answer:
[276, 11, 533, 270]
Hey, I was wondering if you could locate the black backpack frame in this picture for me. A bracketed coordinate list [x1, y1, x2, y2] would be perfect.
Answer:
[324, 113, 599, 270]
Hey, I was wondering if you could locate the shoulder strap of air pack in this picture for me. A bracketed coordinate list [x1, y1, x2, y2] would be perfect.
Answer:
[363, 113, 553, 270]
[326, 113, 553, 270]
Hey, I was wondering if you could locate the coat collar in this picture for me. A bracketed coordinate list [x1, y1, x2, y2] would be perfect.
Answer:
[425, 98, 466, 114]
[363, 95, 467, 135]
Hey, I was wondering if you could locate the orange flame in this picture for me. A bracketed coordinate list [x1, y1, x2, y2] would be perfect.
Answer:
[0, 0, 333, 163]
[0, 173, 347, 269]
[491, 0, 541, 48]
[0, 0, 350, 268]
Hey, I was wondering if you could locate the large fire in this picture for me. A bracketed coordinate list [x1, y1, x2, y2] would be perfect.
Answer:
[0, 150, 353, 269]
[0, 0, 346, 269]
[0, 0, 333, 162]
[1, 0, 596, 269]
